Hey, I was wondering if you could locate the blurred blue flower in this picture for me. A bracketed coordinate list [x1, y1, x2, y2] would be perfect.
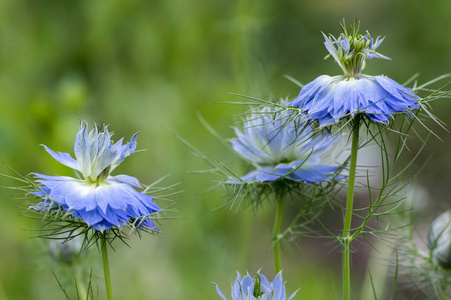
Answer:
[31, 122, 161, 232]
[289, 21, 420, 126]
[230, 106, 342, 184]
[428, 211, 451, 269]
[215, 271, 298, 300]
[49, 234, 84, 264]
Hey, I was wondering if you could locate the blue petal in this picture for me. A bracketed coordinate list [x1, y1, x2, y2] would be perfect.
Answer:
[110, 133, 139, 170]
[74, 123, 92, 177]
[32, 175, 85, 207]
[91, 219, 115, 232]
[76, 209, 104, 227]
[239, 274, 255, 299]
[375, 76, 418, 103]
[108, 174, 142, 188]
[289, 74, 420, 126]
[215, 284, 228, 300]
[255, 171, 281, 182]
[239, 170, 260, 182]
[97, 206, 123, 227]
[290, 75, 333, 108]
[97, 183, 129, 211]
[120, 184, 161, 212]
[66, 185, 98, 212]
[238, 160, 340, 184]
[271, 272, 285, 300]
[259, 274, 272, 295]
[291, 164, 339, 183]
[29, 199, 58, 211]
[240, 274, 254, 290]
[231, 273, 243, 299]
[90, 149, 118, 179]
[42, 145, 80, 171]
[303, 134, 340, 157]
[30, 186, 51, 197]
[323, 34, 341, 69]
[32, 174, 161, 231]
[32, 173, 76, 182]
[339, 33, 350, 53]
[240, 127, 274, 163]
[94, 184, 116, 213]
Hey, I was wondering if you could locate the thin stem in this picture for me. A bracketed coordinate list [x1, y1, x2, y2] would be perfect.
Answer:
[273, 192, 286, 273]
[101, 234, 113, 300]
[73, 265, 87, 300]
[342, 117, 360, 300]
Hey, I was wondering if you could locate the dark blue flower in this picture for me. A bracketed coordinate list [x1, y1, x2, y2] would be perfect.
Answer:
[289, 21, 420, 126]
[215, 271, 298, 300]
[31, 122, 161, 232]
[230, 106, 342, 184]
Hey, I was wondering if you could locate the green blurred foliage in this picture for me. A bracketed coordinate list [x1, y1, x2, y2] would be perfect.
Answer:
[0, 0, 450, 299]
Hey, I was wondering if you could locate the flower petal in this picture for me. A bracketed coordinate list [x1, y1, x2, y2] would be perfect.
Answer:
[74, 123, 92, 178]
[31, 175, 161, 231]
[289, 74, 419, 126]
[109, 174, 142, 188]
[271, 272, 285, 300]
[42, 145, 79, 171]
[215, 284, 228, 300]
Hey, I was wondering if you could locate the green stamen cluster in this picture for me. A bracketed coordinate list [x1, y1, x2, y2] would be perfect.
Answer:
[324, 20, 388, 78]
[253, 273, 264, 298]
[340, 21, 367, 77]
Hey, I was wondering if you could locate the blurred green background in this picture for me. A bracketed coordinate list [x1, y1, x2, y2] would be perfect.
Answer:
[0, 0, 450, 299]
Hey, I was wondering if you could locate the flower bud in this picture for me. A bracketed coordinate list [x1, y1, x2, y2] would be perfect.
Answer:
[49, 236, 83, 264]
[428, 211, 451, 269]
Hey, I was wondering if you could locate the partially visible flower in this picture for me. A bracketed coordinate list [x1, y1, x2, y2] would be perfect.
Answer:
[230, 106, 342, 184]
[289, 20, 420, 126]
[49, 235, 83, 264]
[215, 271, 298, 300]
[396, 210, 451, 298]
[428, 211, 451, 269]
[30, 122, 161, 232]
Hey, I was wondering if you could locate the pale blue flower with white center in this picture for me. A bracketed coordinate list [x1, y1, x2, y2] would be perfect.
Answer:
[215, 271, 298, 300]
[230, 106, 341, 184]
[30, 122, 161, 232]
[289, 21, 420, 126]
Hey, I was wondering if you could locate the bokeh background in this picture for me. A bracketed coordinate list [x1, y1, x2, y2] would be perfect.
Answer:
[1, 1, 450, 299]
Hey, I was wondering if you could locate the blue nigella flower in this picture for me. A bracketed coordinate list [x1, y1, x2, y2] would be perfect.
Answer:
[215, 271, 298, 300]
[230, 106, 342, 184]
[289, 21, 420, 126]
[30, 122, 161, 232]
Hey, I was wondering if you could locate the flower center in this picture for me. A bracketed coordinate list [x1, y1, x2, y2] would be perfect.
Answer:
[341, 34, 368, 77]
[96, 166, 111, 182]
[252, 274, 264, 298]
[85, 166, 111, 186]
[324, 20, 389, 78]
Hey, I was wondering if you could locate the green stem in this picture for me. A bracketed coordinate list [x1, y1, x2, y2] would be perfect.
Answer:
[342, 117, 360, 300]
[101, 234, 113, 300]
[273, 192, 286, 274]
